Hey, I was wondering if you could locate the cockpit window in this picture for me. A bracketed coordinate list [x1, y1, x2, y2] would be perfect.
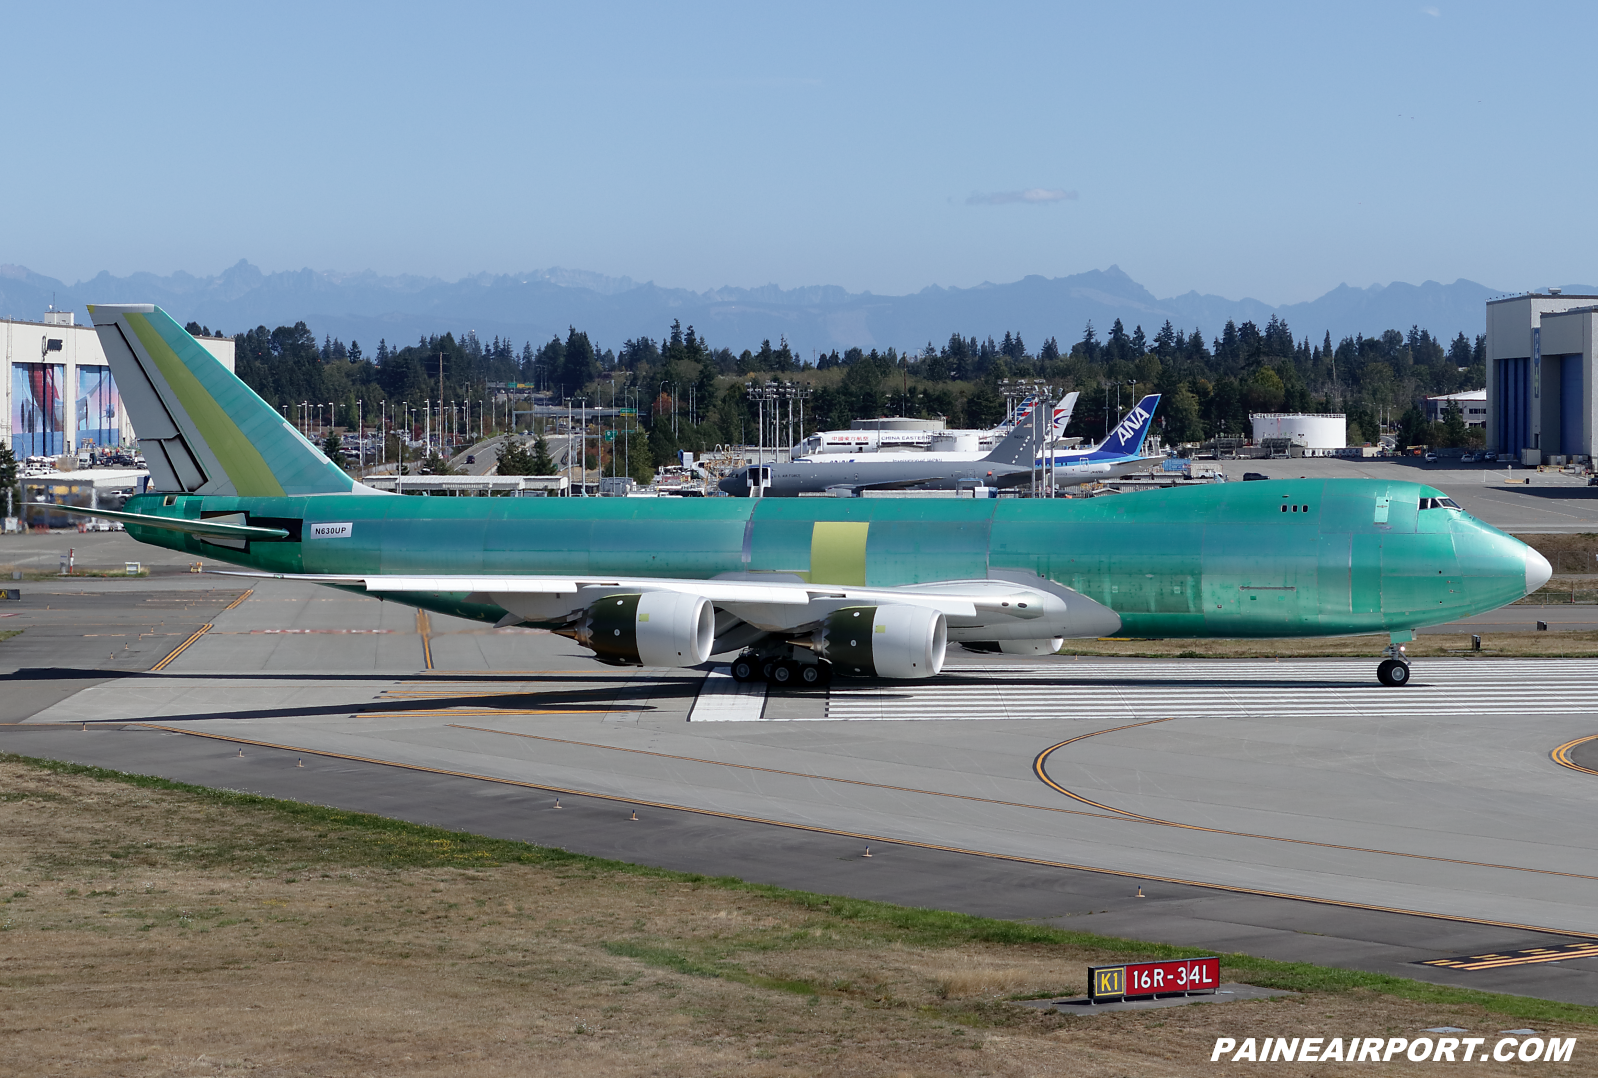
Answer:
[1420, 496, 1461, 510]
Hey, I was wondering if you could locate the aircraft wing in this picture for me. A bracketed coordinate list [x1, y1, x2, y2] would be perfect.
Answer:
[210, 569, 1121, 673]
[211, 570, 995, 618]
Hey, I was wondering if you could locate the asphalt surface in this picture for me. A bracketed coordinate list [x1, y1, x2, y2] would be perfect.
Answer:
[3, 547, 1598, 1004]
[1214, 456, 1598, 532]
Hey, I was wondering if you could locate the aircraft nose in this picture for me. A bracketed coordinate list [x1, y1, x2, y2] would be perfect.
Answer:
[718, 475, 745, 496]
[1525, 546, 1552, 595]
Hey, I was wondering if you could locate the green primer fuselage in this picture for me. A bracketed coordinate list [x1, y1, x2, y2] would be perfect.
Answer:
[119, 476, 1532, 638]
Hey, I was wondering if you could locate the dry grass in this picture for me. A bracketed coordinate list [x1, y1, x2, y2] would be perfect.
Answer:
[0, 757, 1593, 1076]
[1516, 533, 1598, 574]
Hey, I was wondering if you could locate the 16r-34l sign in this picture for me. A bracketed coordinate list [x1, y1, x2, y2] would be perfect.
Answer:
[1088, 956, 1219, 1003]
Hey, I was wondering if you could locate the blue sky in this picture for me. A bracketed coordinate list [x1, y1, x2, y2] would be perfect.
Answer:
[6, 1, 1594, 304]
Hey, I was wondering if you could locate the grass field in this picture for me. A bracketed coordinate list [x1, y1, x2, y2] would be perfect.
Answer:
[0, 754, 1592, 1076]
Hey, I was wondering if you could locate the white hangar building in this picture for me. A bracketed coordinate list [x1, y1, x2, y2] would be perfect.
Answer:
[1487, 291, 1598, 463]
[3, 309, 234, 459]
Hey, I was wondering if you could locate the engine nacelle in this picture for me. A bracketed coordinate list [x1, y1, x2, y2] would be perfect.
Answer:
[573, 591, 714, 667]
[814, 604, 947, 679]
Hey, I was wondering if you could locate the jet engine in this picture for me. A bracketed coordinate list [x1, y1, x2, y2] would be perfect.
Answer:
[572, 591, 714, 667]
[814, 604, 947, 678]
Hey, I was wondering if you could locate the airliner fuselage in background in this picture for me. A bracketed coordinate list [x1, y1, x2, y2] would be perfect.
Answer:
[71, 305, 1549, 688]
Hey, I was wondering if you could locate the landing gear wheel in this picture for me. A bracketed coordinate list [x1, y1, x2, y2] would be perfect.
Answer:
[770, 660, 799, 686]
[1376, 658, 1411, 687]
[730, 655, 761, 682]
[798, 662, 827, 687]
[761, 658, 778, 680]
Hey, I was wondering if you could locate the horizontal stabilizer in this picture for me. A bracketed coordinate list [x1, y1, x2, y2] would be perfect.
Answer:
[54, 505, 290, 540]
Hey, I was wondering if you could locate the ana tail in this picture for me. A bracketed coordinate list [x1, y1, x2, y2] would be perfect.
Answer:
[88, 304, 356, 497]
[1092, 394, 1161, 459]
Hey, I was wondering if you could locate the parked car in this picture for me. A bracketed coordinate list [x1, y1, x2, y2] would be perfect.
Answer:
[1242, 472, 1269, 481]
[1424, 451, 1438, 462]
[1484, 451, 1498, 462]
[1460, 452, 1477, 463]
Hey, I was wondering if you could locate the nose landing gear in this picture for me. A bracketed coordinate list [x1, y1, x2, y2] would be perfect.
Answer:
[1376, 636, 1411, 687]
[1376, 657, 1411, 686]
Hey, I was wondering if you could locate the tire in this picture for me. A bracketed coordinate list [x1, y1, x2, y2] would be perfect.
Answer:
[770, 660, 798, 686]
[761, 658, 778, 680]
[730, 656, 759, 682]
[798, 663, 824, 687]
[1377, 659, 1411, 687]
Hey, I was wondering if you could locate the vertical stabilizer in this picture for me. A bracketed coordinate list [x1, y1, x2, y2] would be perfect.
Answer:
[1051, 391, 1080, 440]
[1090, 394, 1161, 460]
[981, 404, 1047, 467]
[87, 304, 356, 496]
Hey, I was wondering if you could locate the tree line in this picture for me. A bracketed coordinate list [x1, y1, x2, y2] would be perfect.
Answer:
[219, 309, 1488, 482]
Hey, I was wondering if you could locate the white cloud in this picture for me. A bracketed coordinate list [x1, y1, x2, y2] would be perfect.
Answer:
[966, 188, 1079, 206]
[1421, 6, 1441, 16]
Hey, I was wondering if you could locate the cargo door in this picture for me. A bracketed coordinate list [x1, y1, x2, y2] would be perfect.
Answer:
[1314, 532, 1352, 622]
[1351, 533, 1382, 615]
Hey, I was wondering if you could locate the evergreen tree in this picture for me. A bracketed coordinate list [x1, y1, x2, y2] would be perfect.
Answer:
[531, 436, 556, 474]
[561, 326, 597, 391]
[1397, 403, 1432, 448]
[321, 430, 346, 470]
[496, 438, 533, 476]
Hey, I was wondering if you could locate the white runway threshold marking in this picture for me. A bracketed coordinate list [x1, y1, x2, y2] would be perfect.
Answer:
[688, 666, 769, 721]
[812, 658, 1598, 722]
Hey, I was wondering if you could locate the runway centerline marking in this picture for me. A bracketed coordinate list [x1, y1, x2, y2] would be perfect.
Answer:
[128, 721, 1598, 942]
[1031, 721, 1598, 885]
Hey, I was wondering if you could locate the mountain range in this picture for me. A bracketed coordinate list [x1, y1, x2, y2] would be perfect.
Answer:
[0, 260, 1549, 358]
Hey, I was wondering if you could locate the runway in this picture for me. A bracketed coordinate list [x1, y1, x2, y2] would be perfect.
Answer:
[3, 574, 1598, 1005]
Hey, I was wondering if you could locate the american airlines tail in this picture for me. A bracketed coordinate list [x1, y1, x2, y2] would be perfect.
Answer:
[87, 304, 364, 497]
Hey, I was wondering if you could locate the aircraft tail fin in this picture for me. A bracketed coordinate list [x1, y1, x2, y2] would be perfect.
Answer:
[1091, 394, 1160, 459]
[1051, 391, 1080, 440]
[982, 404, 1046, 467]
[87, 304, 356, 497]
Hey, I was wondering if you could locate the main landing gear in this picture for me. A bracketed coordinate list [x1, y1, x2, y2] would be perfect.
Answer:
[1376, 635, 1412, 687]
[730, 647, 831, 688]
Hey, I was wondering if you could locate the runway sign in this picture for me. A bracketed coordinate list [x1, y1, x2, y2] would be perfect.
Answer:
[1419, 941, 1598, 971]
[1089, 956, 1219, 1002]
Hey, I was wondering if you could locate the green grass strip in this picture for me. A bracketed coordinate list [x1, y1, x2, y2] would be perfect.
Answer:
[5, 750, 1596, 1026]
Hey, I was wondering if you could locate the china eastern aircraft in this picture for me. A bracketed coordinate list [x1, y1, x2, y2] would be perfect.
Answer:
[719, 400, 1057, 498]
[720, 393, 1159, 498]
[69, 305, 1549, 689]
[794, 390, 1079, 460]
